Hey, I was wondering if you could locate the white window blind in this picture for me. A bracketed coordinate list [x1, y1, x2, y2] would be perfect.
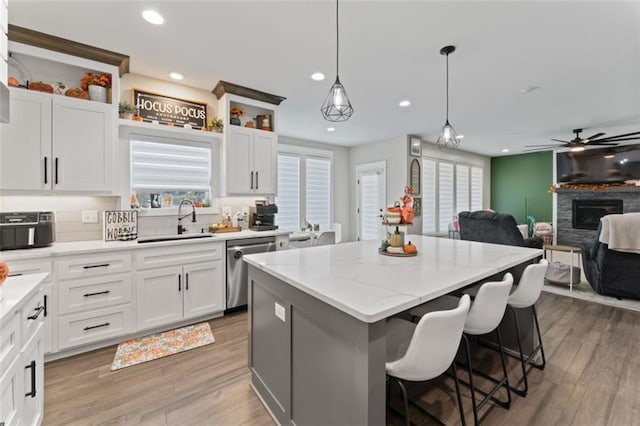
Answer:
[359, 172, 382, 241]
[422, 159, 437, 234]
[305, 157, 332, 230]
[456, 164, 470, 214]
[471, 167, 483, 211]
[438, 162, 455, 232]
[131, 139, 211, 192]
[275, 154, 300, 232]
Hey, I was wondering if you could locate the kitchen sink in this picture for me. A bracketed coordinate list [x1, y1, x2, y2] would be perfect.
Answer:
[137, 233, 215, 243]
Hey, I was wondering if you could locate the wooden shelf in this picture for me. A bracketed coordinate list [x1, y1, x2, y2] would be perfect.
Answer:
[118, 119, 222, 143]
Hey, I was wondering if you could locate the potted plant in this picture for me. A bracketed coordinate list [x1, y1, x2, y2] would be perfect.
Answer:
[207, 117, 224, 133]
[118, 101, 137, 119]
[80, 72, 112, 103]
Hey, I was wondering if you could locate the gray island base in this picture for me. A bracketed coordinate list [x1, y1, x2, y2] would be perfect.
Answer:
[245, 236, 542, 425]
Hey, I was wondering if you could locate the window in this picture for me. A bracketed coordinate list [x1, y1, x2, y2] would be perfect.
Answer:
[130, 137, 212, 208]
[276, 148, 333, 232]
[422, 158, 483, 234]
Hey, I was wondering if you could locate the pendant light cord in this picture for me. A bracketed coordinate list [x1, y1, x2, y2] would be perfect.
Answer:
[336, 0, 340, 77]
[445, 52, 449, 121]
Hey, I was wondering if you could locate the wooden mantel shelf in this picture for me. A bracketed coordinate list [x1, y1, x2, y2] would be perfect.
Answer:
[556, 185, 640, 193]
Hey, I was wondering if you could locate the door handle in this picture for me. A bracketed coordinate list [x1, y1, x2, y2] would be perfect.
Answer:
[186, 273, 189, 290]
[256, 172, 259, 189]
[178, 274, 182, 292]
[55, 157, 59, 184]
[44, 156, 48, 184]
[83, 290, 110, 297]
[250, 171, 254, 190]
[44, 295, 48, 317]
[24, 360, 36, 398]
[28, 305, 45, 321]
[83, 322, 110, 331]
[83, 263, 110, 269]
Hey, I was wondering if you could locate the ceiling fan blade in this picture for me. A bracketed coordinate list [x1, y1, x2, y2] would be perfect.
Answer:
[594, 137, 640, 143]
[583, 132, 605, 141]
[588, 142, 620, 146]
[550, 139, 570, 143]
[592, 131, 640, 142]
[524, 144, 566, 147]
[523, 147, 554, 152]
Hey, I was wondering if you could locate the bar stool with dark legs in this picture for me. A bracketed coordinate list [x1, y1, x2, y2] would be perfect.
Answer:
[502, 259, 548, 396]
[410, 273, 514, 425]
[386, 295, 471, 426]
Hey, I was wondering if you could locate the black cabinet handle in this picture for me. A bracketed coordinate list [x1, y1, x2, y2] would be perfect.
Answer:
[186, 273, 189, 290]
[178, 274, 181, 292]
[44, 156, 48, 184]
[28, 305, 45, 321]
[54, 157, 59, 184]
[44, 295, 48, 317]
[83, 322, 110, 331]
[82, 263, 110, 269]
[24, 360, 36, 398]
[256, 172, 259, 189]
[8, 273, 23, 277]
[250, 171, 254, 190]
[83, 290, 110, 297]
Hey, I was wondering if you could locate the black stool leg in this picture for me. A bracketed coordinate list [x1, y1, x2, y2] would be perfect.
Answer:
[462, 334, 479, 426]
[509, 305, 529, 397]
[495, 327, 512, 409]
[532, 305, 546, 369]
[451, 363, 467, 426]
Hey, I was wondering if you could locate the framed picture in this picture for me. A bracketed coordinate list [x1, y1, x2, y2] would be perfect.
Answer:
[409, 135, 422, 157]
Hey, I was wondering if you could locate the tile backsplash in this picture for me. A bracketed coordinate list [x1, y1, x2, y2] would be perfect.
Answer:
[0, 195, 265, 242]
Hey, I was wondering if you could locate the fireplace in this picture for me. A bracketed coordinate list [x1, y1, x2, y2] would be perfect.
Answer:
[572, 199, 623, 230]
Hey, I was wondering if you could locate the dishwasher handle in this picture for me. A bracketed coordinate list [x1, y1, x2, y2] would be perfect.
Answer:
[227, 242, 275, 254]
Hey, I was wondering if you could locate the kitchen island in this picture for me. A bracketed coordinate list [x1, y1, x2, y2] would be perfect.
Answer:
[243, 235, 542, 425]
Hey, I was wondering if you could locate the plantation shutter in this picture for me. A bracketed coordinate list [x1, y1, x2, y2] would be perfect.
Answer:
[438, 162, 455, 233]
[471, 166, 483, 211]
[305, 157, 332, 230]
[275, 154, 301, 232]
[422, 159, 437, 234]
[456, 164, 470, 214]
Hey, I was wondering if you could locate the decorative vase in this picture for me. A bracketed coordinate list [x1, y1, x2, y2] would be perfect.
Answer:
[123, 112, 133, 120]
[230, 114, 241, 126]
[88, 84, 108, 103]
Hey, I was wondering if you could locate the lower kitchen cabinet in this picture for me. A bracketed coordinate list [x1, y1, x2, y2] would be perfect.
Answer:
[0, 356, 22, 426]
[137, 260, 224, 330]
[21, 327, 44, 426]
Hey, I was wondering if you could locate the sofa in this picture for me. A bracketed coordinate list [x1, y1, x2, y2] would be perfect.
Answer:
[458, 211, 543, 249]
[581, 219, 640, 299]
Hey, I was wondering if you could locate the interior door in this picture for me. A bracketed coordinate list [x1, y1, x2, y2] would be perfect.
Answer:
[356, 162, 386, 241]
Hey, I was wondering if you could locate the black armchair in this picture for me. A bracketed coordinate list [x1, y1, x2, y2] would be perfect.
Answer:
[581, 222, 640, 299]
[458, 211, 543, 249]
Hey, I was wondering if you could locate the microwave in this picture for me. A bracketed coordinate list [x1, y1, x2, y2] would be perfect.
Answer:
[0, 212, 55, 250]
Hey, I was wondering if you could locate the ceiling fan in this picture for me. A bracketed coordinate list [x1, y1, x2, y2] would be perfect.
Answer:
[524, 128, 640, 152]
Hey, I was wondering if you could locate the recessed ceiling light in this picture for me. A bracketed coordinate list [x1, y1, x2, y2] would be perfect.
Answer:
[311, 72, 325, 81]
[502, 148, 510, 153]
[142, 10, 164, 25]
[327, 127, 335, 132]
[398, 100, 411, 107]
[520, 86, 540, 94]
[169, 72, 183, 81]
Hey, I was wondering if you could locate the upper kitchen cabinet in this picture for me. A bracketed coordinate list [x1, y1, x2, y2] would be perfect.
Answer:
[0, 87, 113, 192]
[214, 82, 286, 196]
[0, 40, 121, 193]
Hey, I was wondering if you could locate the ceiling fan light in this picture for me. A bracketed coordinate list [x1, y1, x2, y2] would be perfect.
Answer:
[321, 77, 354, 122]
[570, 146, 585, 152]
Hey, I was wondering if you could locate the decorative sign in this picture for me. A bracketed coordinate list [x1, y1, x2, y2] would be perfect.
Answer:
[104, 210, 138, 241]
[133, 89, 207, 129]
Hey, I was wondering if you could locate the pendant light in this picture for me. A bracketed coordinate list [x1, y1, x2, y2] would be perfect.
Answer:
[321, 0, 353, 122]
[436, 45, 460, 149]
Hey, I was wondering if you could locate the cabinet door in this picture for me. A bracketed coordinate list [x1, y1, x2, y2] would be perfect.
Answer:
[183, 260, 224, 320]
[0, 356, 23, 426]
[52, 96, 113, 192]
[252, 130, 277, 194]
[42, 283, 54, 355]
[136, 266, 183, 330]
[0, 89, 51, 191]
[21, 328, 43, 426]
[226, 127, 253, 194]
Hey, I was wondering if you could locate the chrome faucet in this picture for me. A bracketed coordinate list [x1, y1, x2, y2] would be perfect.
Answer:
[177, 200, 196, 234]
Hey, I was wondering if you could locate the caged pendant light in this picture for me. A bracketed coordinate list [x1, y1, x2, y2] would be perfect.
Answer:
[321, 0, 353, 122]
[436, 45, 461, 149]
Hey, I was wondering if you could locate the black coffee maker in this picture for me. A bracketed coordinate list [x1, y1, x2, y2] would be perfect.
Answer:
[249, 201, 278, 231]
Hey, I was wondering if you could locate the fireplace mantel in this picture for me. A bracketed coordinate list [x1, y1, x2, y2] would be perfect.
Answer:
[556, 186, 640, 194]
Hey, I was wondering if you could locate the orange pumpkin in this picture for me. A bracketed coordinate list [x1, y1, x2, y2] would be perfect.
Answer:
[403, 242, 417, 254]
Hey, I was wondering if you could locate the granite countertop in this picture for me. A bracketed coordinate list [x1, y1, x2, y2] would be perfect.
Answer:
[0, 273, 48, 325]
[243, 235, 542, 323]
[0, 229, 291, 261]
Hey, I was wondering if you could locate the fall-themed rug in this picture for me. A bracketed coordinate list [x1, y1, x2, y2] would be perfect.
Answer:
[111, 322, 215, 371]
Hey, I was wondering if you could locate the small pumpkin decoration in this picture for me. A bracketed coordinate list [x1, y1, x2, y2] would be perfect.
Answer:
[403, 241, 417, 254]
[0, 260, 9, 285]
[388, 230, 404, 247]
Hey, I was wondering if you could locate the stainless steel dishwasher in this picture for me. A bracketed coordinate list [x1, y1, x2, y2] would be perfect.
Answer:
[226, 236, 276, 311]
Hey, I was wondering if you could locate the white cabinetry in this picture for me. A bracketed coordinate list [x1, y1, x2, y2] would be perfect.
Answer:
[0, 88, 113, 192]
[136, 242, 225, 331]
[219, 94, 278, 196]
[55, 251, 134, 350]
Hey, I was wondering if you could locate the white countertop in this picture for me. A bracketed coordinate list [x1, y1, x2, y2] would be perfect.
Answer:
[0, 229, 290, 261]
[243, 235, 542, 323]
[0, 273, 48, 325]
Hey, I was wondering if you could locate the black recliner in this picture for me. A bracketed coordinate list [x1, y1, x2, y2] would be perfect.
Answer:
[581, 221, 640, 299]
[458, 211, 543, 249]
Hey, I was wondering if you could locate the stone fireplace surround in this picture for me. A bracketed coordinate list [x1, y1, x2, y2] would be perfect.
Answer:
[556, 187, 640, 246]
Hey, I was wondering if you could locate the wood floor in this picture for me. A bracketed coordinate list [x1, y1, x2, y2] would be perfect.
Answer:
[43, 292, 640, 425]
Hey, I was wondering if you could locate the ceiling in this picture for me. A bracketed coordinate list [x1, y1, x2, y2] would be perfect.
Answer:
[9, 1, 640, 157]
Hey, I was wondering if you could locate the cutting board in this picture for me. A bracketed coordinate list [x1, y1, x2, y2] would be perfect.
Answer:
[209, 226, 242, 233]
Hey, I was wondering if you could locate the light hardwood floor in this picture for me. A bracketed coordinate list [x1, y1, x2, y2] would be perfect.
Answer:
[43, 292, 640, 425]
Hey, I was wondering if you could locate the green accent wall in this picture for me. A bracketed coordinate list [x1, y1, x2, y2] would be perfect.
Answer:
[491, 151, 553, 223]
